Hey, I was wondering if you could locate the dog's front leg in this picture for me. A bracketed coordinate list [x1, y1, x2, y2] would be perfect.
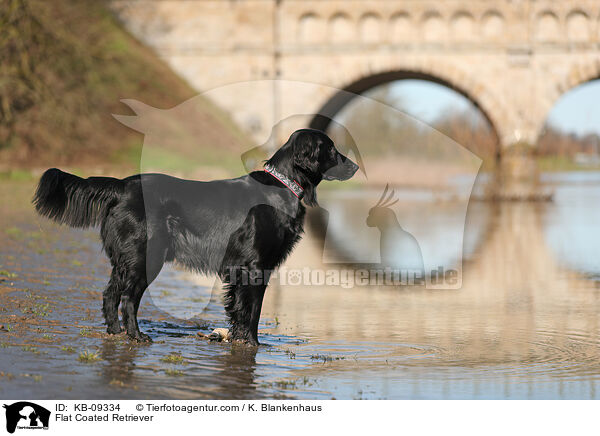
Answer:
[224, 280, 267, 346]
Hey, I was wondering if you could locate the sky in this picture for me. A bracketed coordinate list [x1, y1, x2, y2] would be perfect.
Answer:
[387, 80, 473, 123]
[385, 79, 600, 137]
[545, 81, 600, 136]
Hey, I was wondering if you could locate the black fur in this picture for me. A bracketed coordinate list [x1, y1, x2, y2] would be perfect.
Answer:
[33, 129, 358, 345]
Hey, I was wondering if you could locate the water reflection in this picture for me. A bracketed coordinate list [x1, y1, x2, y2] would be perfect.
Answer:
[258, 171, 600, 398]
[98, 339, 139, 386]
[3, 172, 600, 399]
[212, 344, 259, 397]
[543, 172, 600, 278]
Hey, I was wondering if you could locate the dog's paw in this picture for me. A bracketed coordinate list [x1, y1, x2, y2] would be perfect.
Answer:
[231, 337, 260, 347]
[106, 325, 123, 335]
[128, 332, 153, 343]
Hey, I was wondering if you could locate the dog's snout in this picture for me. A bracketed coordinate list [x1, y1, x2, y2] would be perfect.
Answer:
[329, 153, 358, 179]
[338, 153, 358, 169]
[347, 158, 359, 173]
[341, 155, 359, 177]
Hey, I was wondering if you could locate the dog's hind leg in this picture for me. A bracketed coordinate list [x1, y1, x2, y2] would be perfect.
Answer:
[121, 286, 149, 342]
[121, 238, 167, 342]
[121, 277, 153, 342]
[102, 270, 122, 334]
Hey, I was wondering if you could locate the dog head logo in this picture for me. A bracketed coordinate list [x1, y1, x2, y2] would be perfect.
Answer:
[112, 80, 480, 304]
[3, 402, 50, 434]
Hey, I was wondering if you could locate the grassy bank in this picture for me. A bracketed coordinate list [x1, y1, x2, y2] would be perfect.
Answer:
[0, 0, 251, 176]
[536, 156, 600, 172]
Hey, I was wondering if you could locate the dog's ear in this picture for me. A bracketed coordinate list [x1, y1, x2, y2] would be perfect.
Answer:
[290, 131, 320, 206]
[265, 130, 320, 206]
[302, 184, 318, 207]
[292, 131, 320, 174]
[265, 134, 295, 175]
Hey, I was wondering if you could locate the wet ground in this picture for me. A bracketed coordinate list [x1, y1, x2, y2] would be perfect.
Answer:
[1, 173, 600, 399]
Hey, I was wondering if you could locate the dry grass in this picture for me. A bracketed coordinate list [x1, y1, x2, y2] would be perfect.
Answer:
[0, 0, 250, 172]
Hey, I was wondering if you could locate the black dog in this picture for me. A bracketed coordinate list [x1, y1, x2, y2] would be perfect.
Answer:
[33, 129, 358, 345]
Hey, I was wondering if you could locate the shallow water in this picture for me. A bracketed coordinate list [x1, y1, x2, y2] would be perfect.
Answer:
[1, 172, 600, 399]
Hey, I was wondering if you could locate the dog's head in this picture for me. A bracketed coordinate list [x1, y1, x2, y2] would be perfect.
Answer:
[266, 129, 359, 205]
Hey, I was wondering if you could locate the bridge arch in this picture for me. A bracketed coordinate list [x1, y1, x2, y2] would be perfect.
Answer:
[451, 11, 476, 41]
[308, 67, 503, 153]
[389, 12, 413, 42]
[535, 10, 561, 42]
[566, 10, 592, 42]
[481, 10, 505, 40]
[358, 12, 383, 42]
[329, 12, 353, 43]
[422, 11, 445, 42]
[297, 12, 325, 44]
[536, 60, 600, 143]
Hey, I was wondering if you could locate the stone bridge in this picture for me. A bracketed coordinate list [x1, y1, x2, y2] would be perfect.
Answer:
[110, 0, 600, 148]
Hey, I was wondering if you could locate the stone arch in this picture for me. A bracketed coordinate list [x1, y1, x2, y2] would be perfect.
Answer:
[566, 10, 591, 42]
[389, 12, 413, 42]
[358, 12, 383, 43]
[535, 11, 561, 42]
[481, 10, 504, 40]
[536, 61, 600, 142]
[308, 66, 502, 150]
[422, 11, 445, 42]
[298, 12, 325, 44]
[451, 11, 476, 41]
[329, 12, 354, 44]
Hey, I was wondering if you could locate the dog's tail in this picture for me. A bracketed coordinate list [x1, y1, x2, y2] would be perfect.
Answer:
[33, 168, 124, 228]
